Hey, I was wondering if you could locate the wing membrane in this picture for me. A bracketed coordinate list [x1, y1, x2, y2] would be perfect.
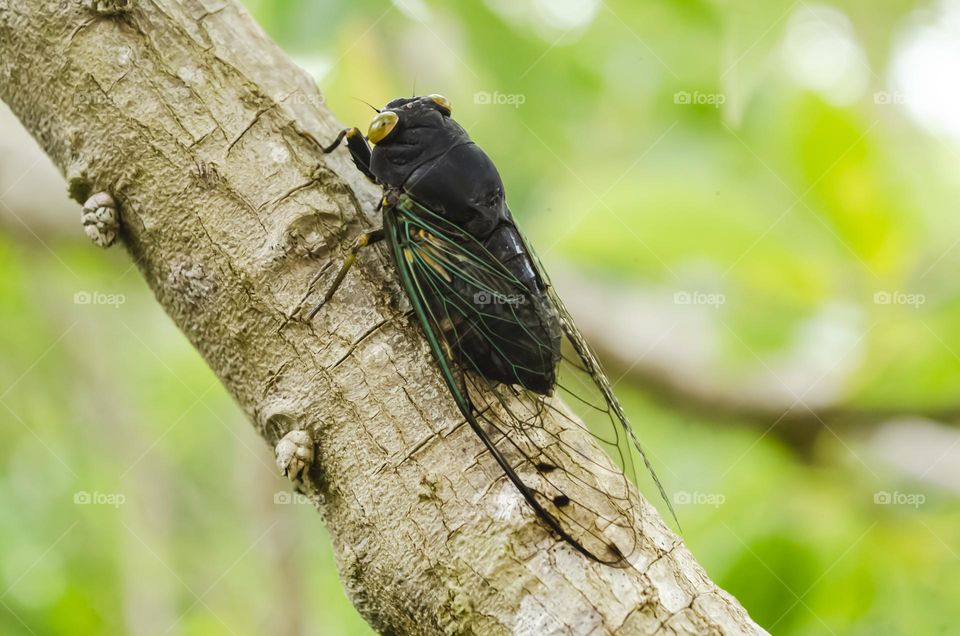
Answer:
[385, 195, 672, 565]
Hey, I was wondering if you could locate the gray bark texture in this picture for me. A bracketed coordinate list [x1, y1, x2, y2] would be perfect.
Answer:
[0, 1, 768, 634]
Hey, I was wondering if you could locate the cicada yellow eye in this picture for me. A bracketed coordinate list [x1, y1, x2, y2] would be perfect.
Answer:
[429, 94, 452, 114]
[367, 111, 399, 144]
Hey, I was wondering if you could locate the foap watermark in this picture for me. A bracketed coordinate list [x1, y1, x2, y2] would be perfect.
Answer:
[87, 0, 133, 13]
[271, 91, 325, 107]
[74, 491, 126, 508]
[72, 92, 112, 108]
[873, 291, 925, 308]
[474, 91, 526, 109]
[56, 0, 113, 10]
[674, 291, 725, 308]
[673, 490, 726, 508]
[873, 91, 908, 106]
[274, 491, 312, 505]
[473, 291, 526, 306]
[74, 290, 126, 307]
[874, 490, 925, 509]
[674, 90, 726, 109]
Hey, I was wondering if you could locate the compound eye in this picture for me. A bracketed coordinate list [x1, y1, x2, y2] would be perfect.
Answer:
[367, 111, 399, 144]
[429, 94, 452, 114]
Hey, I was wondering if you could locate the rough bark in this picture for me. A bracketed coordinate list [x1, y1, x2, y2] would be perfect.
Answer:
[0, 1, 767, 634]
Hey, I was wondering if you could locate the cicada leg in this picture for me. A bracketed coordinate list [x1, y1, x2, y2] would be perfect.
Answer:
[305, 125, 385, 320]
[307, 228, 385, 320]
[322, 127, 376, 183]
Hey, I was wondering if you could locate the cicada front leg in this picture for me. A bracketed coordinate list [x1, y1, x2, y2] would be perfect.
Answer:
[307, 228, 385, 320]
[322, 127, 376, 183]
[305, 126, 386, 320]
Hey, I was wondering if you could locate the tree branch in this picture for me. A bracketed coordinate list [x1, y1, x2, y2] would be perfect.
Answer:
[0, 1, 766, 633]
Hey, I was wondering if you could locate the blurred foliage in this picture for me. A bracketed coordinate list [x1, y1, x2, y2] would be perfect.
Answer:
[2, 0, 960, 634]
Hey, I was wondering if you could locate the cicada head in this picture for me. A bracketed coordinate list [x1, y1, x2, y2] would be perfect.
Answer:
[367, 95, 468, 186]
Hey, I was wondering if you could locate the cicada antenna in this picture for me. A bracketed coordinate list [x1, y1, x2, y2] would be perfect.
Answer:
[352, 97, 380, 113]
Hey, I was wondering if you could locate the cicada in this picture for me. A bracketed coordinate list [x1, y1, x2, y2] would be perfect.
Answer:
[310, 94, 675, 566]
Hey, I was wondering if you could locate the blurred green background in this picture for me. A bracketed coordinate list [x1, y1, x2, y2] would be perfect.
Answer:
[2, 0, 959, 634]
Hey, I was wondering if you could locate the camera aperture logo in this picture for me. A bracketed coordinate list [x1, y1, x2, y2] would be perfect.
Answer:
[874, 91, 907, 105]
[74, 290, 126, 308]
[74, 491, 126, 508]
[474, 91, 526, 109]
[874, 491, 925, 509]
[473, 291, 526, 306]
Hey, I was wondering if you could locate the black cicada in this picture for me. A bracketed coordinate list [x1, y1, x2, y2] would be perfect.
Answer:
[310, 94, 675, 566]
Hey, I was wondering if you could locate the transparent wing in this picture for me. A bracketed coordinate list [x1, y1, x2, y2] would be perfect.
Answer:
[385, 195, 673, 565]
[536, 252, 680, 531]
